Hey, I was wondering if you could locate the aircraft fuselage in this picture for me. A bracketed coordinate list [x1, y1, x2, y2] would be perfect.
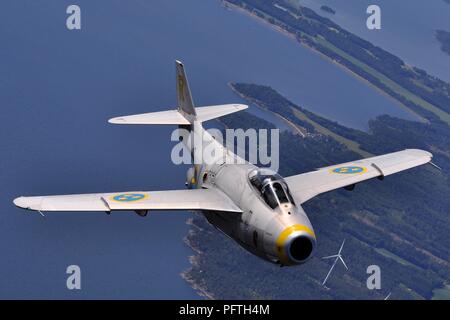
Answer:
[184, 122, 316, 266]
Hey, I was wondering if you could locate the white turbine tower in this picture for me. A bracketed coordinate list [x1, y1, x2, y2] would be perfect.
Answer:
[322, 239, 348, 286]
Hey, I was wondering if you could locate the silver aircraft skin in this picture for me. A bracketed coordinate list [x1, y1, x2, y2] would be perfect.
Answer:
[14, 61, 433, 266]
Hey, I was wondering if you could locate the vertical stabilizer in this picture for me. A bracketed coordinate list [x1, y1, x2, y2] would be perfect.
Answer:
[176, 60, 196, 122]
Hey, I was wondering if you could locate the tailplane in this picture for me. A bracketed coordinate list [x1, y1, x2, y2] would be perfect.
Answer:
[108, 60, 247, 125]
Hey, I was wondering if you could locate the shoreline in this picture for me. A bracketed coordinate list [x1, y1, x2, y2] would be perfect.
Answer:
[223, 0, 428, 124]
[228, 82, 308, 137]
[180, 217, 216, 300]
[229, 82, 373, 157]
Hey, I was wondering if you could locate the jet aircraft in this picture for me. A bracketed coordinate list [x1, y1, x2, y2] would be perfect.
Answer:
[14, 61, 433, 266]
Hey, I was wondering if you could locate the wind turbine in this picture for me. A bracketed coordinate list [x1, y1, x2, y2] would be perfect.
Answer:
[322, 239, 348, 286]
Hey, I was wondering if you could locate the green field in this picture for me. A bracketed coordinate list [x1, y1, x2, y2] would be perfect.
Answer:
[375, 248, 416, 268]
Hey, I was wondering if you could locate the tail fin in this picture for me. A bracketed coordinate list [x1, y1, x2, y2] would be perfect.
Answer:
[175, 60, 196, 122]
[108, 60, 248, 125]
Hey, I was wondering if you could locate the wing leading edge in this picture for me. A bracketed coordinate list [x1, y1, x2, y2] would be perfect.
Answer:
[13, 188, 242, 213]
[285, 149, 432, 204]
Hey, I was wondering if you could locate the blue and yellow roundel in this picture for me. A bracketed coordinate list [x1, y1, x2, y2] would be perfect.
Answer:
[331, 166, 367, 174]
[111, 193, 148, 202]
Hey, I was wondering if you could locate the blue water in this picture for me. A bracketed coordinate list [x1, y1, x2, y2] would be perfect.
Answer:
[299, 0, 450, 82]
[0, 0, 427, 298]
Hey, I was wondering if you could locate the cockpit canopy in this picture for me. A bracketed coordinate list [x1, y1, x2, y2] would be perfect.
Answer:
[248, 169, 295, 209]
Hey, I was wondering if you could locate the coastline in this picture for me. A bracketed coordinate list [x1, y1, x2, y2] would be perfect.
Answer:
[222, 0, 428, 124]
[229, 82, 373, 157]
[228, 82, 308, 137]
[180, 217, 216, 300]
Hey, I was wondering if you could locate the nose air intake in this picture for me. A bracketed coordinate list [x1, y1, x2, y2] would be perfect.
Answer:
[289, 235, 314, 262]
[275, 224, 316, 265]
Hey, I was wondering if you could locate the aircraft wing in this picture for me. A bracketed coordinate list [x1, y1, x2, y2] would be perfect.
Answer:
[284, 149, 432, 204]
[13, 188, 242, 213]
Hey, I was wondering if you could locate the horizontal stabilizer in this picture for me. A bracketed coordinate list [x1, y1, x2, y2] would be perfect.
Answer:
[108, 104, 248, 125]
[108, 109, 190, 125]
[195, 104, 248, 122]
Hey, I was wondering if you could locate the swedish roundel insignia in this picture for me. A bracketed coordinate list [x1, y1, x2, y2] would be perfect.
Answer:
[331, 166, 367, 174]
[111, 193, 148, 202]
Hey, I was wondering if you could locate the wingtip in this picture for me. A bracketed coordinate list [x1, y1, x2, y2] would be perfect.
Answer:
[231, 104, 249, 111]
[13, 196, 28, 210]
[406, 148, 433, 159]
[13, 196, 41, 211]
[108, 117, 125, 124]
